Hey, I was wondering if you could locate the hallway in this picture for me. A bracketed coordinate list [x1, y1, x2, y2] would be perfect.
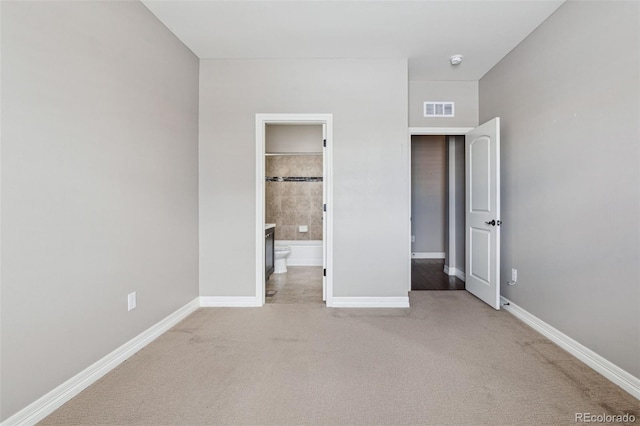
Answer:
[411, 259, 465, 291]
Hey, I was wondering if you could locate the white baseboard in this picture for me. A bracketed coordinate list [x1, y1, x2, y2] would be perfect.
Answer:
[501, 296, 640, 401]
[412, 252, 445, 259]
[199, 296, 259, 307]
[330, 297, 410, 308]
[1, 298, 200, 426]
[443, 265, 466, 282]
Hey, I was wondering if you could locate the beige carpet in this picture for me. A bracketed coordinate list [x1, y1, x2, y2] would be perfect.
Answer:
[41, 292, 638, 425]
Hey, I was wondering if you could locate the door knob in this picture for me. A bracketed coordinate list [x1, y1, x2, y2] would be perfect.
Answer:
[485, 220, 496, 226]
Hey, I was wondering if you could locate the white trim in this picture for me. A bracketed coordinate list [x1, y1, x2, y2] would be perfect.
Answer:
[447, 136, 457, 272]
[256, 117, 266, 306]
[455, 269, 466, 282]
[256, 113, 333, 308]
[331, 297, 410, 308]
[411, 252, 445, 259]
[443, 265, 466, 282]
[406, 131, 413, 292]
[1, 298, 200, 426]
[501, 296, 640, 401]
[409, 127, 473, 135]
[199, 297, 259, 307]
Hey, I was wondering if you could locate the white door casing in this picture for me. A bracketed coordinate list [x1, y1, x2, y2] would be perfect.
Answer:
[255, 114, 333, 307]
[465, 118, 501, 310]
[322, 123, 327, 301]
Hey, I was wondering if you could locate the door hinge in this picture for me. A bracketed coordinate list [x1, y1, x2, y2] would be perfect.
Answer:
[323, 268, 326, 277]
[323, 139, 326, 147]
[323, 204, 326, 212]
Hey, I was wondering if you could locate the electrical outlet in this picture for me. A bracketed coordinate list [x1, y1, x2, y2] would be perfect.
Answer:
[128, 292, 137, 311]
[511, 269, 518, 282]
[411, 235, 415, 243]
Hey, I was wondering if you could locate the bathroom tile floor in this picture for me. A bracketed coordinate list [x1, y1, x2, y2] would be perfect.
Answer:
[266, 266, 324, 304]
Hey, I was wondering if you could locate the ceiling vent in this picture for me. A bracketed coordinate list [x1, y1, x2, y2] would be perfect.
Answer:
[424, 102, 455, 118]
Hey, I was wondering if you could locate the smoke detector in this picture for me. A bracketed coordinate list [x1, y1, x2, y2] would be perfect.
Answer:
[450, 55, 463, 66]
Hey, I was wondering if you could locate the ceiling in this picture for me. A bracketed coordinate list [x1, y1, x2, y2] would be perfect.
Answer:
[141, 0, 564, 81]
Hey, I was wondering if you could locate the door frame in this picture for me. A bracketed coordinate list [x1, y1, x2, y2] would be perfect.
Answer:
[256, 114, 334, 306]
[407, 127, 473, 292]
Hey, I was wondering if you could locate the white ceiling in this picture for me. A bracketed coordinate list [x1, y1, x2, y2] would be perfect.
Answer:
[141, 0, 564, 81]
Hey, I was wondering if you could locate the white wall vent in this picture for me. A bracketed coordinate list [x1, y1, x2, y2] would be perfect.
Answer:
[424, 102, 455, 117]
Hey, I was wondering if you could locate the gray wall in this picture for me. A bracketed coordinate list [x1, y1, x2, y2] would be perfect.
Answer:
[409, 81, 478, 128]
[411, 136, 446, 254]
[199, 59, 408, 298]
[1, 1, 200, 420]
[480, 1, 640, 377]
[266, 124, 323, 153]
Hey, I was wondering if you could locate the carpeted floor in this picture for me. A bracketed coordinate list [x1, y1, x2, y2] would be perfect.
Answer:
[41, 291, 638, 425]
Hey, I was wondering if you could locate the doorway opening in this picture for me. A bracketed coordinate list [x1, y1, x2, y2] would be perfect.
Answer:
[408, 128, 471, 292]
[256, 114, 333, 307]
[408, 120, 501, 309]
[264, 124, 324, 304]
[411, 134, 464, 290]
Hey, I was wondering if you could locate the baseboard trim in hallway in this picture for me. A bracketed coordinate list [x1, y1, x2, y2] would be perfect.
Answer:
[330, 297, 410, 308]
[1, 298, 201, 426]
[501, 296, 640, 401]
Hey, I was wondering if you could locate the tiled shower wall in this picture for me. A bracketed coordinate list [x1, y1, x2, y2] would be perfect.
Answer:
[266, 155, 323, 240]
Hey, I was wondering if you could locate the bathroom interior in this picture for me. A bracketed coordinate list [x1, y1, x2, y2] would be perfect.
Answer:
[264, 124, 324, 304]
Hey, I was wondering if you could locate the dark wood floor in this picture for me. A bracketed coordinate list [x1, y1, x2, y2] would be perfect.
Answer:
[411, 259, 465, 291]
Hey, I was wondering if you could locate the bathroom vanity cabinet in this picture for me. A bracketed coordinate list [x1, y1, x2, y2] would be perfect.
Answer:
[265, 226, 275, 281]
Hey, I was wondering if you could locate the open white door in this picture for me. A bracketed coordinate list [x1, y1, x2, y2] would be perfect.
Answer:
[465, 118, 501, 310]
[322, 123, 327, 302]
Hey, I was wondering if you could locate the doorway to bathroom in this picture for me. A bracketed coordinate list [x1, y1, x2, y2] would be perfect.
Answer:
[255, 114, 333, 307]
[410, 132, 466, 291]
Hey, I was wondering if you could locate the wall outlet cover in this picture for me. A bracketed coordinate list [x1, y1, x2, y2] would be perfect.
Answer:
[128, 292, 137, 311]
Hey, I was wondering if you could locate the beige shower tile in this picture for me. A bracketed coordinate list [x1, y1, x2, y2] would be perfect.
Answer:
[266, 195, 282, 215]
[311, 196, 323, 212]
[295, 229, 310, 240]
[310, 157, 323, 176]
[295, 211, 311, 226]
[292, 183, 310, 196]
[309, 225, 323, 240]
[281, 196, 296, 212]
[281, 210, 296, 225]
[277, 225, 296, 240]
[309, 182, 323, 196]
[265, 157, 275, 176]
[280, 182, 294, 196]
[310, 211, 323, 225]
[295, 197, 310, 212]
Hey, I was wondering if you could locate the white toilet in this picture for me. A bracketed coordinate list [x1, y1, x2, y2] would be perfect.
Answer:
[274, 246, 291, 274]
